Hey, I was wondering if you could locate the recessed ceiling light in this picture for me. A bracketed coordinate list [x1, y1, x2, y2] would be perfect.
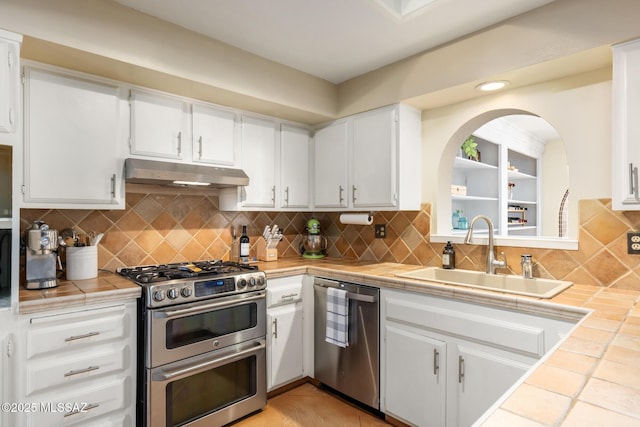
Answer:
[476, 80, 510, 92]
[371, 0, 439, 19]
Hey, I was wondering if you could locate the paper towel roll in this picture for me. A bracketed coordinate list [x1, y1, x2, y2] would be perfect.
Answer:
[339, 213, 373, 225]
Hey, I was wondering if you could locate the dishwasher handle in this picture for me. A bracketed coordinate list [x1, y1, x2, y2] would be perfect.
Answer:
[314, 280, 377, 303]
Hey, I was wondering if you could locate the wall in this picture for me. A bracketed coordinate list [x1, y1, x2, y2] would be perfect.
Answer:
[425, 68, 612, 240]
[20, 197, 640, 291]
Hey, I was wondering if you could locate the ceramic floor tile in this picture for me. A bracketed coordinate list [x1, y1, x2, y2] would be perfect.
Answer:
[234, 384, 389, 427]
[579, 377, 640, 419]
[561, 401, 640, 427]
[525, 364, 586, 397]
[502, 383, 572, 425]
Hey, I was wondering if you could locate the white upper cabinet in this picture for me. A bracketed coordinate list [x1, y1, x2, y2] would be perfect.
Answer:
[23, 66, 125, 209]
[239, 115, 277, 208]
[192, 103, 237, 166]
[612, 38, 640, 210]
[313, 120, 349, 209]
[280, 124, 310, 209]
[313, 104, 421, 211]
[129, 89, 188, 160]
[352, 106, 397, 208]
[0, 30, 21, 135]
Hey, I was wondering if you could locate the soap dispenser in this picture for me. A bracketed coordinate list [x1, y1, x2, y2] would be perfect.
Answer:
[442, 241, 456, 269]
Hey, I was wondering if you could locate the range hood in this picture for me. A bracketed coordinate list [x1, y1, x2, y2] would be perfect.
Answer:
[124, 158, 249, 188]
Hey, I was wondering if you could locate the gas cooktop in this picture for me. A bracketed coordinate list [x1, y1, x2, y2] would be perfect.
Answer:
[118, 260, 266, 308]
[117, 260, 258, 284]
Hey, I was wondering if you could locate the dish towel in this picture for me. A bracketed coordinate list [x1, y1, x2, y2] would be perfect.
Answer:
[326, 287, 349, 347]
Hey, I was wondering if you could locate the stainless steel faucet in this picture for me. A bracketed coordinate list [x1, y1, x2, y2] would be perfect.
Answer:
[463, 215, 507, 274]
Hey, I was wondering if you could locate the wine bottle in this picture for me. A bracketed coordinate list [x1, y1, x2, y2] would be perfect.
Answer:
[240, 225, 250, 261]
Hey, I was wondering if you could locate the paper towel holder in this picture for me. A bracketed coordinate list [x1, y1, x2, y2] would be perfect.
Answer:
[339, 212, 374, 225]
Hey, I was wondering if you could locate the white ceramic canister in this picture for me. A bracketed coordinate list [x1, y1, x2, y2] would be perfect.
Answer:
[66, 246, 98, 280]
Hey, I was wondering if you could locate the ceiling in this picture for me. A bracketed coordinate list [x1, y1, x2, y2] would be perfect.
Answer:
[112, 0, 556, 84]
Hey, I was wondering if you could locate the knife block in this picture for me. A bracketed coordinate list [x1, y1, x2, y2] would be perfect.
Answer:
[257, 237, 278, 262]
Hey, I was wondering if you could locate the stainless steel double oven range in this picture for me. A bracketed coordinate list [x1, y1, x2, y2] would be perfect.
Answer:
[118, 260, 267, 427]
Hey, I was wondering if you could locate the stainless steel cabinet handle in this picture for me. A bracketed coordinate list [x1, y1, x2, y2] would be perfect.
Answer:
[271, 185, 276, 204]
[198, 136, 203, 159]
[273, 318, 278, 339]
[284, 187, 289, 206]
[630, 163, 639, 199]
[177, 131, 182, 156]
[63, 403, 99, 417]
[352, 185, 357, 203]
[64, 365, 100, 377]
[433, 349, 439, 375]
[8, 107, 13, 125]
[339, 185, 344, 204]
[64, 331, 100, 342]
[458, 356, 465, 384]
[110, 173, 116, 199]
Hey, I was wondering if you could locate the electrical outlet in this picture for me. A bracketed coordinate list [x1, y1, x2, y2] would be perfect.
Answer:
[375, 224, 386, 238]
[628, 232, 640, 254]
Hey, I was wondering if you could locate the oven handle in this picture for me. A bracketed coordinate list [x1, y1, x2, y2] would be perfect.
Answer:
[157, 291, 266, 319]
[153, 339, 266, 382]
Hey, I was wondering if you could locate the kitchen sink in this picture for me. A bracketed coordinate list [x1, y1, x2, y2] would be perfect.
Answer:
[395, 267, 572, 299]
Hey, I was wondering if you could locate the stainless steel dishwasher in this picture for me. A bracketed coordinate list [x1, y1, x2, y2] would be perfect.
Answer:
[314, 277, 380, 410]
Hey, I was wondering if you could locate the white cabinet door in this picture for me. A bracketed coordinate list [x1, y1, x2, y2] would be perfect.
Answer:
[0, 32, 20, 134]
[267, 303, 303, 390]
[613, 38, 640, 210]
[280, 124, 310, 209]
[0, 310, 17, 427]
[240, 115, 277, 207]
[352, 106, 397, 208]
[314, 120, 349, 208]
[24, 67, 124, 208]
[130, 89, 188, 159]
[192, 103, 237, 166]
[452, 343, 531, 427]
[384, 324, 446, 427]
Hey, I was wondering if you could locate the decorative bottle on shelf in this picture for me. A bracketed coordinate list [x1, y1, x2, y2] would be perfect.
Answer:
[452, 210, 460, 230]
[442, 241, 456, 269]
[240, 225, 250, 262]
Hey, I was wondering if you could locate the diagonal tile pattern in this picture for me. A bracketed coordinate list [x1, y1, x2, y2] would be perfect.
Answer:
[18, 197, 640, 290]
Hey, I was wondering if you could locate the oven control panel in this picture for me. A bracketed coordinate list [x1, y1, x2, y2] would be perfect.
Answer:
[146, 271, 267, 308]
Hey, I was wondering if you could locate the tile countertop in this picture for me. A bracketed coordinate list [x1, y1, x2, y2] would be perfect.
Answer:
[17, 257, 640, 425]
[18, 270, 141, 314]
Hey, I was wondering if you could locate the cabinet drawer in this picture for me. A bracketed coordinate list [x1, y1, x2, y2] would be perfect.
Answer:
[267, 281, 303, 308]
[385, 295, 545, 357]
[26, 305, 129, 359]
[25, 344, 129, 396]
[25, 377, 130, 426]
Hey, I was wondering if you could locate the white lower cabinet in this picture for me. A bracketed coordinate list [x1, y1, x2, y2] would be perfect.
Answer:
[381, 288, 576, 427]
[266, 276, 304, 391]
[385, 325, 446, 427]
[14, 302, 137, 427]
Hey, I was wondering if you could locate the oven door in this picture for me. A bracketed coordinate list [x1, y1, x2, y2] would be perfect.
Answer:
[148, 290, 266, 368]
[148, 338, 266, 427]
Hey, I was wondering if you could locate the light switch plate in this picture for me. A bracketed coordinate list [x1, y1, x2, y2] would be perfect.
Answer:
[627, 232, 640, 254]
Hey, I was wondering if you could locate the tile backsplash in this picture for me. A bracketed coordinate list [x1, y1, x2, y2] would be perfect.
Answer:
[20, 195, 640, 290]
